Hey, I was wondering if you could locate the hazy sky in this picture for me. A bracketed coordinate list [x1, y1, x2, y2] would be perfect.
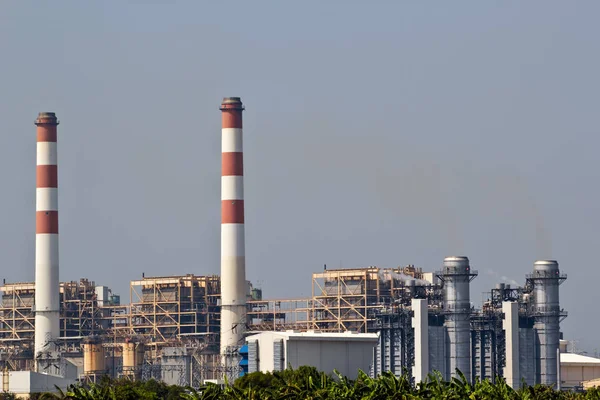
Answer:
[1, 2, 598, 351]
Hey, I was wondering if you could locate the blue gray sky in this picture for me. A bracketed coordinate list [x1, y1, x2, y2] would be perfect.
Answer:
[0, 2, 598, 351]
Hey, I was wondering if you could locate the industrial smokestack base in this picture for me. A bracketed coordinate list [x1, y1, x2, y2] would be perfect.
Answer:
[34, 112, 61, 374]
[219, 97, 247, 370]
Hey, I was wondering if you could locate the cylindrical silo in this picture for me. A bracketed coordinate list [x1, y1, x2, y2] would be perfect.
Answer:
[122, 340, 143, 380]
[530, 260, 566, 386]
[83, 337, 106, 379]
[438, 256, 477, 381]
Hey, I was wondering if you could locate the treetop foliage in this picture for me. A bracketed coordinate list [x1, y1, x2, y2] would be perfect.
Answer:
[19, 367, 600, 399]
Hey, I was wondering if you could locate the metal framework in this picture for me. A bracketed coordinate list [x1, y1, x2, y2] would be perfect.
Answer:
[247, 299, 310, 331]
[470, 310, 504, 383]
[372, 306, 414, 379]
[0, 267, 441, 381]
[104, 304, 131, 338]
[105, 349, 240, 388]
[309, 268, 380, 332]
[62, 279, 105, 337]
[308, 266, 425, 333]
[129, 275, 221, 347]
[0, 283, 35, 345]
[0, 280, 114, 348]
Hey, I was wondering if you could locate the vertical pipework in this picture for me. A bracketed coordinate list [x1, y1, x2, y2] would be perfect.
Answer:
[530, 260, 566, 386]
[556, 347, 562, 391]
[34, 112, 60, 360]
[438, 256, 477, 381]
[219, 97, 247, 357]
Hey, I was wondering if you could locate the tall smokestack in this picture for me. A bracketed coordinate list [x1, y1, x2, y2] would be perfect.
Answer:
[34, 112, 60, 364]
[438, 256, 477, 382]
[530, 260, 566, 386]
[219, 98, 247, 359]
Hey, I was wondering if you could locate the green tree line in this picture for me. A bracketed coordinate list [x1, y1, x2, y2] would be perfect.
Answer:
[17, 367, 600, 399]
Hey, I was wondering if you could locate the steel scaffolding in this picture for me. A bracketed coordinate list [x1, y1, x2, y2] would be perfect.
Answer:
[247, 299, 310, 331]
[308, 266, 425, 333]
[129, 275, 221, 347]
[0, 280, 114, 348]
[470, 310, 504, 383]
[0, 283, 35, 345]
[62, 279, 105, 338]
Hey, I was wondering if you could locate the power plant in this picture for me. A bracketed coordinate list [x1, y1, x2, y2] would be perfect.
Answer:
[0, 102, 574, 395]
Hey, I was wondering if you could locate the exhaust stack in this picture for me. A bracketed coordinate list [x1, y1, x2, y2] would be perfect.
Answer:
[438, 256, 477, 382]
[219, 98, 247, 359]
[530, 260, 566, 385]
[34, 112, 60, 368]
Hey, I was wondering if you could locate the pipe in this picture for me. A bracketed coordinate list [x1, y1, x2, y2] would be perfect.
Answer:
[556, 347, 561, 391]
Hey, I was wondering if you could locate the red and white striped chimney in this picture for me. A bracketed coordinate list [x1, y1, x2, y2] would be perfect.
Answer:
[34, 112, 60, 360]
[219, 98, 247, 356]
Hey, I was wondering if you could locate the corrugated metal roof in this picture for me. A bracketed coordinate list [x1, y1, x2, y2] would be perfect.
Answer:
[561, 353, 600, 365]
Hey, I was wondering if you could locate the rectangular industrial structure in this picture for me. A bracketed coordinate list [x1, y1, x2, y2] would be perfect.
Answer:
[245, 331, 378, 379]
[129, 275, 221, 345]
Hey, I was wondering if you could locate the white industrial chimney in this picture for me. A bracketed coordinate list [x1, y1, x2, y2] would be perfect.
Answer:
[34, 112, 61, 371]
[219, 98, 247, 363]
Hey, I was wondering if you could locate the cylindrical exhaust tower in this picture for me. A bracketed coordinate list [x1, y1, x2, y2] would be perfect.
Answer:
[219, 97, 247, 358]
[34, 112, 60, 361]
[438, 256, 477, 381]
[529, 260, 566, 386]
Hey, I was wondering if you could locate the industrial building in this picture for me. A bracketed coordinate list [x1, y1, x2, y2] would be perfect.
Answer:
[0, 258, 569, 389]
[560, 352, 600, 390]
[0, 104, 572, 395]
[245, 331, 378, 379]
[369, 257, 567, 387]
[128, 275, 221, 345]
[311, 257, 568, 388]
